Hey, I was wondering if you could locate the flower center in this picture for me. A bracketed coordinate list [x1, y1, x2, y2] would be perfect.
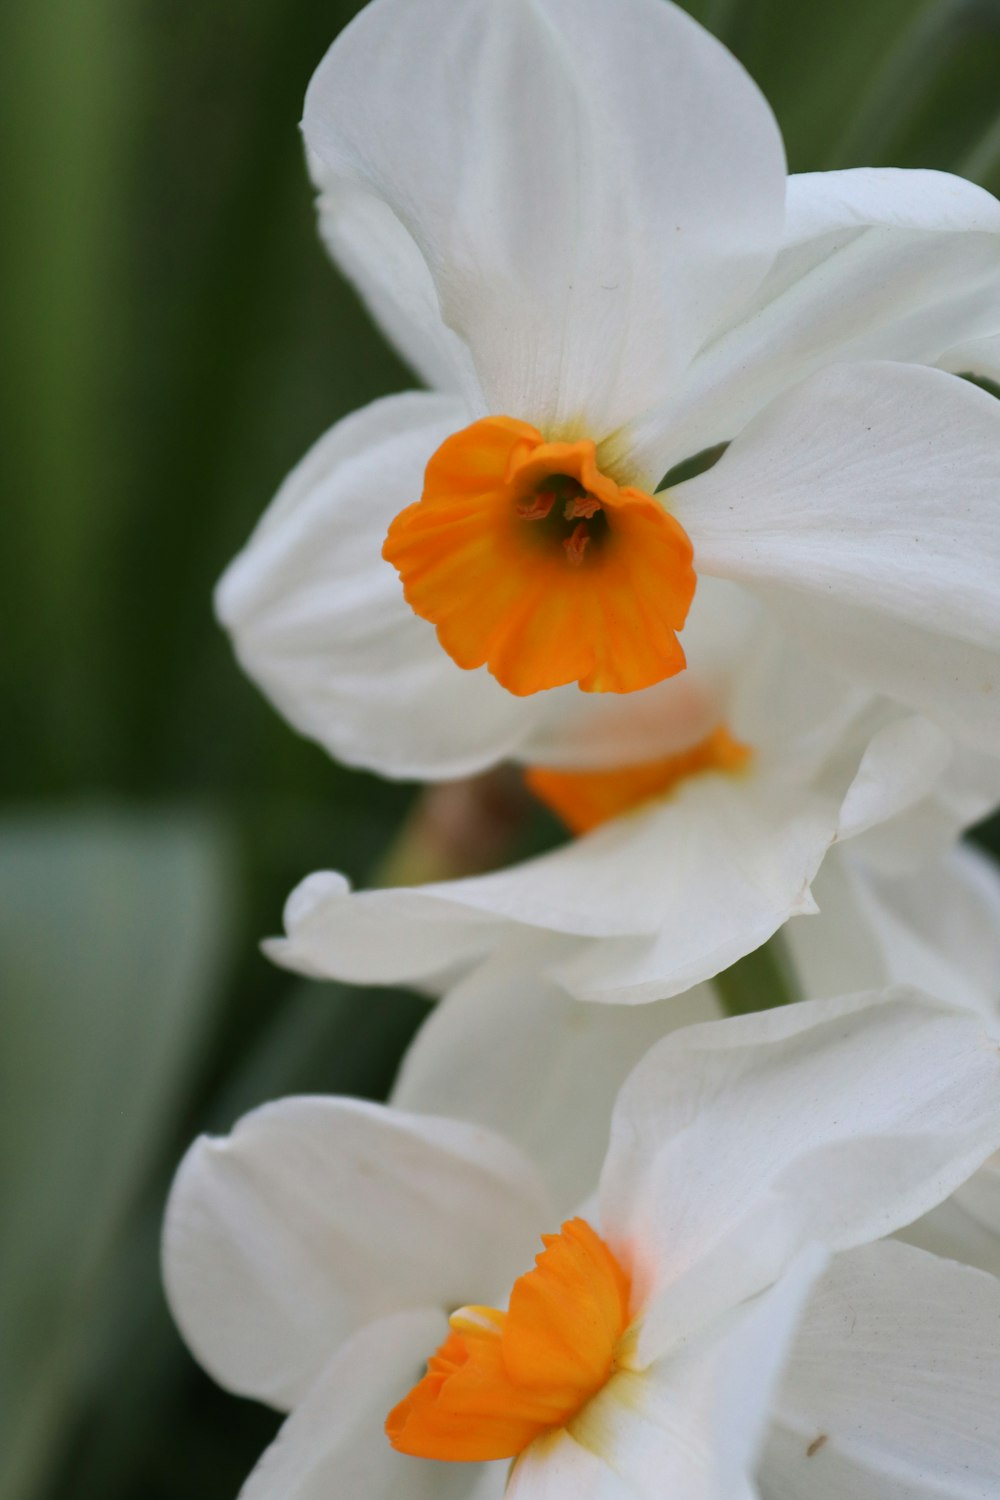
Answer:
[385, 1218, 631, 1463]
[526, 724, 753, 834]
[514, 472, 611, 565]
[382, 417, 696, 696]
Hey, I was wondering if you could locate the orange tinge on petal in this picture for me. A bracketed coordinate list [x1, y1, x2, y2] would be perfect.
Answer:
[385, 1218, 631, 1463]
[526, 725, 752, 835]
[382, 417, 696, 696]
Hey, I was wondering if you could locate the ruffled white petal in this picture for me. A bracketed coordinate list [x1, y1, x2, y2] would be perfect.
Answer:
[304, 0, 785, 452]
[597, 990, 1000, 1365]
[831, 715, 952, 845]
[393, 942, 722, 1213]
[214, 392, 560, 780]
[162, 1096, 550, 1409]
[764, 1240, 1000, 1499]
[542, 768, 836, 1004]
[238, 1309, 492, 1500]
[267, 760, 838, 1002]
[632, 168, 1000, 477]
[507, 1249, 824, 1500]
[270, 674, 949, 1005]
[676, 362, 1000, 750]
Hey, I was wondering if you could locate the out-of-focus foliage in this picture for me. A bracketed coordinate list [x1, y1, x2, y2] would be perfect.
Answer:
[0, 812, 232, 1500]
[2, 1, 999, 1497]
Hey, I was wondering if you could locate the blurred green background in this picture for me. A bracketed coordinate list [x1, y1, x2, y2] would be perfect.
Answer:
[3, 0, 1000, 1496]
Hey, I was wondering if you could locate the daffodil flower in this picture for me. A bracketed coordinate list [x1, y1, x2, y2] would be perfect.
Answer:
[218, 0, 1000, 783]
[265, 621, 1000, 1004]
[375, 824, 1000, 1382]
[163, 992, 1000, 1499]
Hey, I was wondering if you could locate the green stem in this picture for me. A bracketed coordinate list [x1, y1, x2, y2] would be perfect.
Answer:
[714, 932, 799, 1017]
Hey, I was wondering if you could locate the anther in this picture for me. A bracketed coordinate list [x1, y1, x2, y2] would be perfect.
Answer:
[517, 491, 557, 521]
[565, 494, 602, 520]
[564, 524, 591, 566]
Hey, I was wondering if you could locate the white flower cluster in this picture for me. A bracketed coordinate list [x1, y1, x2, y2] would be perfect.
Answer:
[163, 0, 1000, 1495]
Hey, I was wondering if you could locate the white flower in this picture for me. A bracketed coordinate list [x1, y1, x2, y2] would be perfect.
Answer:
[384, 839, 1000, 1213]
[217, 0, 1000, 782]
[163, 991, 1000, 1499]
[265, 619, 1000, 1003]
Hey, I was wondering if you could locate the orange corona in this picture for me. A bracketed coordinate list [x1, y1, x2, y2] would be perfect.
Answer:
[526, 725, 752, 834]
[386, 1218, 631, 1462]
[383, 417, 696, 696]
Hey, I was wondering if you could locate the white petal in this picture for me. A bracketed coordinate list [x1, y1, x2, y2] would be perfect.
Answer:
[393, 942, 722, 1213]
[310, 166, 479, 396]
[267, 870, 508, 992]
[215, 392, 555, 780]
[269, 759, 838, 1002]
[597, 990, 1000, 1365]
[793, 842, 1000, 1022]
[162, 1096, 550, 1409]
[832, 715, 952, 844]
[271, 671, 945, 1005]
[677, 362, 1000, 749]
[541, 702, 946, 1004]
[845, 739, 1000, 877]
[780, 849, 896, 1000]
[764, 1240, 1000, 1499]
[507, 1250, 824, 1500]
[270, 651, 960, 1008]
[952, 1150, 1000, 1238]
[904, 1120, 1000, 1266]
[897, 1168, 1000, 1279]
[304, 0, 785, 451]
[547, 769, 836, 1004]
[238, 1309, 493, 1500]
[636, 168, 1000, 475]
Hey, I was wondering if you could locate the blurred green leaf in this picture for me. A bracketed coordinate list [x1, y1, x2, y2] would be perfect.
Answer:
[0, 0, 139, 789]
[684, 0, 920, 168]
[683, 0, 1000, 180]
[207, 977, 428, 1131]
[0, 807, 234, 1500]
[40, 975, 427, 1500]
[823, 0, 1000, 176]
